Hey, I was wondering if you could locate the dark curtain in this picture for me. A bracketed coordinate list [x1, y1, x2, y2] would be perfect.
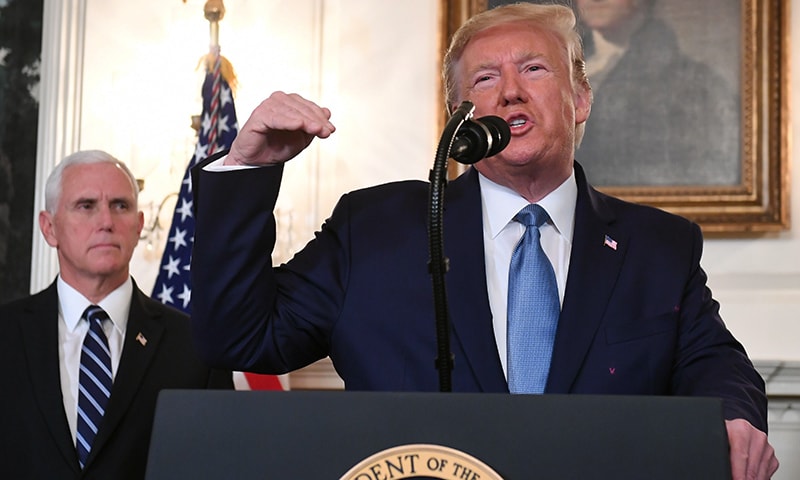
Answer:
[0, 0, 43, 304]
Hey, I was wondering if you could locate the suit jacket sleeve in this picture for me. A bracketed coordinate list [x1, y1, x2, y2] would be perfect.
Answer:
[191, 153, 329, 373]
[672, 224, 767, 429]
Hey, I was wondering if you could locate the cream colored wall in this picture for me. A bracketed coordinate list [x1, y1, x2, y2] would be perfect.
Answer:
[33, 1, 798, 364]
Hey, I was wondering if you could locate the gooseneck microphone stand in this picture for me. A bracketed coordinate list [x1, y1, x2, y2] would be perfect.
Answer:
[428, 101, 476, 392]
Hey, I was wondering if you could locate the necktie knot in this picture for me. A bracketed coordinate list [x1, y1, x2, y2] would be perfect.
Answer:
[514, 203, 549, 229]
[84, 305, 110, 326]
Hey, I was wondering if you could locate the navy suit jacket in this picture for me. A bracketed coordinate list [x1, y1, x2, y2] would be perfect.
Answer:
[192, 157, 766, 431]
[0, 281, 233, 479]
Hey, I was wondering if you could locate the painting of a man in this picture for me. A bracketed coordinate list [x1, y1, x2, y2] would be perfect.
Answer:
[488, 0, 741, 187]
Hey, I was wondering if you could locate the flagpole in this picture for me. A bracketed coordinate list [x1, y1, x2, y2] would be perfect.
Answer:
[204, 0, 225, 155]
[204, 0, 225, 48]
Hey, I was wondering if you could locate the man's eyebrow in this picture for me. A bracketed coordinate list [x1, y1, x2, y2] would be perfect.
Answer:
[470, 51, 546, 71]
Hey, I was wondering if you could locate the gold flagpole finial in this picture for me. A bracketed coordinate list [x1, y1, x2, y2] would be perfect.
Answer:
[204, 0, 225, 47]
[204, 0, 225, 23]
[196, 0, 237, 93]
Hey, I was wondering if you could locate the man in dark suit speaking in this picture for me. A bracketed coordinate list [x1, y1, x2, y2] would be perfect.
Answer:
[0, 150, 232, 479]
[190, 4, 777, 479]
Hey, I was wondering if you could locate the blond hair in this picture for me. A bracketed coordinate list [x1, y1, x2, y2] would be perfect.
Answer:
[442, 3, 592, 146]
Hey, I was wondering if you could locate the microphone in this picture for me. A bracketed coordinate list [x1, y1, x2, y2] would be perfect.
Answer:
[450, 116, 511, 165]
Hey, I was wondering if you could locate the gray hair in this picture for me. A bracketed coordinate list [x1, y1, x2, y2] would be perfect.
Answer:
[44, 150, 139, 214]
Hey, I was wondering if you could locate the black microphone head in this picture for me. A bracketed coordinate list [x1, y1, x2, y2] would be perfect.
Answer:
[479, 115, 511, 157]
[450, 115, 511, 165]
[451, 100, 475, 120]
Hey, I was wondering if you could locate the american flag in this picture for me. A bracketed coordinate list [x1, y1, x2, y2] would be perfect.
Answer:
[151, 52, 283, 390]
[603, 234, 618, 251]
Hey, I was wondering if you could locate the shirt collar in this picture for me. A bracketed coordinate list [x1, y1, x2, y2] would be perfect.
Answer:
[57, 276, 132, 337]
[478, 168, 577, 242]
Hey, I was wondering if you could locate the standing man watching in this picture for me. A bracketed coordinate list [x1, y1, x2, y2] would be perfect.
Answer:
[0, 150, 232, 479]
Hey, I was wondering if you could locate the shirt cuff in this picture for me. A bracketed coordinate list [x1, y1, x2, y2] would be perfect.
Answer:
[203, 154, 260, 171]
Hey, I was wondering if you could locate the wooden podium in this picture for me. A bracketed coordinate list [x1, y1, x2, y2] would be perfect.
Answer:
[145, 390, 731, 479]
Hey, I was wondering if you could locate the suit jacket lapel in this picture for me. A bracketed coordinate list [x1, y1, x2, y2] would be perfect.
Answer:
[546, 163, 629, 393]
[89, 285, 165, 462]
[19, 283, 82, 471]
[443, 168, 508, 392]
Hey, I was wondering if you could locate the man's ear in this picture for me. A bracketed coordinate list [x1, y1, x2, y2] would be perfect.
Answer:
[38, 211, 58, 248]
[137, 210, 144, 237]
[574, 83, 592, 125]
[448, 100, 462, 115]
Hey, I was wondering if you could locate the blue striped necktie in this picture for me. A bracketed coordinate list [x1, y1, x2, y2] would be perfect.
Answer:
[76, 305, 113, 469]
[507, 204, 560, 394]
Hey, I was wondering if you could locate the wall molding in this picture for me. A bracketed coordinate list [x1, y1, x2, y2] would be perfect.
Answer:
[757, 361, 800, 396]
[31, 0, 87, 292]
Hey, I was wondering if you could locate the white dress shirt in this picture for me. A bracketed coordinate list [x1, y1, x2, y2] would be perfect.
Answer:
[57, 276, 131, 445]
[478, 171, 577, 378]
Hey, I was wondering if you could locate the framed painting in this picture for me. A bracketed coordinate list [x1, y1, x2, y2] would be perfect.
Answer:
[440, 0, 789, 234]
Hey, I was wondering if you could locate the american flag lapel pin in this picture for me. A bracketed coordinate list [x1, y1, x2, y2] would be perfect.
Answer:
[603, 234, 618, 251]
[136, 332, 148, 347]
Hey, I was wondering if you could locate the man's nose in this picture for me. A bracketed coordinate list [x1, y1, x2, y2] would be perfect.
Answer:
[499, 71, 528, 105]
[96, 205, 114, 229]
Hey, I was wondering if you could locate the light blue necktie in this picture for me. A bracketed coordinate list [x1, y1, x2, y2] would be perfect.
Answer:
[76, 305, 113, 469]
[507, 204, 560, 394]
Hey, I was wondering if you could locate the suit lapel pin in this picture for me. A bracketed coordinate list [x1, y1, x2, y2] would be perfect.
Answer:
[603, 234, 618, 251]
[136, 332, 148, 347]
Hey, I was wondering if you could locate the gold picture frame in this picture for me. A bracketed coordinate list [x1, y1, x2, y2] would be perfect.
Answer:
[440, 0, 789, 235]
